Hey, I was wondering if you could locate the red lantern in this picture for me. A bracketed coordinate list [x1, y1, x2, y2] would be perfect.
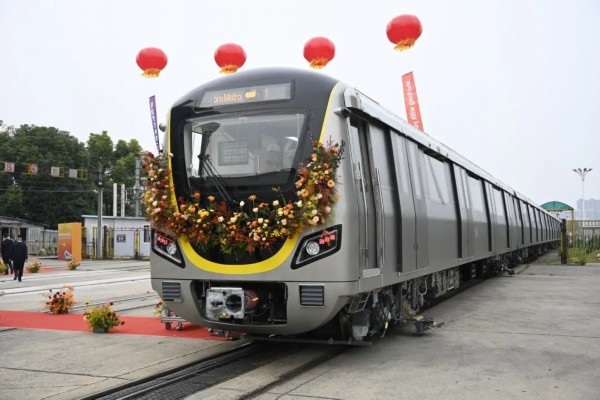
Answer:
[214, 43, 246, 74]
[386, 15, 422, 51]
[303, 37, 335, 69]
[136, 47, 168, 78]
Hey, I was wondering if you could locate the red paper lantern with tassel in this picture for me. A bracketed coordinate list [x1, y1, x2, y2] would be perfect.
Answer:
[214, 43, 246, 74]
[386, 15, 422, 51]
[303, 37, 335, 69]
[136, 47, 168, 78]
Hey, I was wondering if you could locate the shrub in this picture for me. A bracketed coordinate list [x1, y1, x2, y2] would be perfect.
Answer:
[27, 259, 43, 273]
[577, 249, 587, 266]
[84, 302, 125, 331]
[43, 286, 76, 314]
[154, 300, 165, 316]
[67, 259, 81, 270]
[0, 261, 6, 274]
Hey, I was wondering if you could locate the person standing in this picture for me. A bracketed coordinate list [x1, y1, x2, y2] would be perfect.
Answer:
[11, 236, 28, 282]
[1, 233, 14, 275]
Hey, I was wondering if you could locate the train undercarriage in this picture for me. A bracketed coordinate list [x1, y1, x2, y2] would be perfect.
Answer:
[203, 245, 554, 344]
[317, 245, 552, 343]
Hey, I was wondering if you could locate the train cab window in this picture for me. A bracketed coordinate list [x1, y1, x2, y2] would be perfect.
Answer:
[184, 112, 305, 181]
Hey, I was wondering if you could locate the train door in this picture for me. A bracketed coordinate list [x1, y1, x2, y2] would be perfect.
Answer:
[505, 192, 518, 250]
[467, 174, 490, 259]
[347, 119, 381, 291]
[406, 141, 428, 269]
[514, 197, 524, 247]
[390, 133, 417, 272]
[492, 187, 508, 251]
[483, 182, 495, 253]
[454, 165, 473, 260]
[522, 202, 532, 245]
[368, 124, 400, 284]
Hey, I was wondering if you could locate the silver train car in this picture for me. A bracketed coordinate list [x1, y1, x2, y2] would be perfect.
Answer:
[149, 67, 560, 342]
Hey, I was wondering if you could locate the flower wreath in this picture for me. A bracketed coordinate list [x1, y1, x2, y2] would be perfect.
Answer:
[141, 139, 344, 257]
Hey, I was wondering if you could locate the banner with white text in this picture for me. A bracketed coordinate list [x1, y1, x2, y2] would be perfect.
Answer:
[149, 95, 160, 151]
[402, 72, 424, 131]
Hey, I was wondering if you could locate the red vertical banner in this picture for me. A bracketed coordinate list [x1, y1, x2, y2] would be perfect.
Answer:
[402, 71, 424, 131]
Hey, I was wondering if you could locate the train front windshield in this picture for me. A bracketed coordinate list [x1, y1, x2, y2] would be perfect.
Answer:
[184, 112, 305, 184]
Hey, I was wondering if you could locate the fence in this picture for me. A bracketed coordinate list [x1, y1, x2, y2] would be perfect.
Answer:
[83, 227, 151, 260]
[27, 228, 58, 256]
[565, 219, 600, 251]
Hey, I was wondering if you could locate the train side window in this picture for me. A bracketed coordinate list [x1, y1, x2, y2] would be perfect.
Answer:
[407, 143, 422, 199]
[468, 176, 485, 212]
[391, 134, 410, 194]
[493, 188, 505, 216]
[461, 169, 471, 210]
[424, 155, 449, 204]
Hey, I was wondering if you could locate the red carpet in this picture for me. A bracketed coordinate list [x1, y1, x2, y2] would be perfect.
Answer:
[26, 267, 63, 274]
[0, 310, 229, 340]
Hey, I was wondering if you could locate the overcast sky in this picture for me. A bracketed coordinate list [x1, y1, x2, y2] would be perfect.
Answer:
[1, 0, 598, 211]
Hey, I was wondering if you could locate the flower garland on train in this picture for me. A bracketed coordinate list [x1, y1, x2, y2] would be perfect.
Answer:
[141, 140, 344, 256]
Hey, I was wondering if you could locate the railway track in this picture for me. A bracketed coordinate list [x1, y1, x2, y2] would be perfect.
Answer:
[83, 342, 347, 400]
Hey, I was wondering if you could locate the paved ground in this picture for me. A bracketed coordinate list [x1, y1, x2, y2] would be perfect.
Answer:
[1, 259, 599, 400]
[191, 263, 600, 400]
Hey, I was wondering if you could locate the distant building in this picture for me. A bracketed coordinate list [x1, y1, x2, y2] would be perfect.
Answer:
[0, 216, 58, 255]
[575, 198, 600, 220]
[81, 215, 151, 259]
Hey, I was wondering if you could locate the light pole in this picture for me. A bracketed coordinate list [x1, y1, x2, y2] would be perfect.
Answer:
[96, 163, 104, 260]
[572, 168, 592, 220]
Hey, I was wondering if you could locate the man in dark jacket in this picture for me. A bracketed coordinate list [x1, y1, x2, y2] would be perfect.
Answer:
[11, 236, 28, 282]
[1, 233, 14, 275]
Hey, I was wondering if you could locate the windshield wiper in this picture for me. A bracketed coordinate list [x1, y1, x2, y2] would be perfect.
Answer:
[198, 154, 235, 205]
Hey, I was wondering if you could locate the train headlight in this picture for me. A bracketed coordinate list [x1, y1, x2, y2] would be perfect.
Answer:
[166, 242, 177, 256]
[292, 225, 342, 269]
[305, 241, 321, 256]
[152, 231, 184, 267]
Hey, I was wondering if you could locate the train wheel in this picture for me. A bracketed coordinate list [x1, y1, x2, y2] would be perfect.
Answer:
[165, 322, 172, 330]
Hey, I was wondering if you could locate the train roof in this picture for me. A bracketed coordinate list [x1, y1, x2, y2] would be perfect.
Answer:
[347, 89, 550, 211]
[172, 67, 339, 109]
[169, 67, 549, 214]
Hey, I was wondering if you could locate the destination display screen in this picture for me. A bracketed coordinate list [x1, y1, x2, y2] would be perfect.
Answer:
[197, 83, 291, 108]
[218, 141, 249, 166]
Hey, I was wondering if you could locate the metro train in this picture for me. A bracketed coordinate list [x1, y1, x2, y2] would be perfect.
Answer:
[145, 67, 560, 343]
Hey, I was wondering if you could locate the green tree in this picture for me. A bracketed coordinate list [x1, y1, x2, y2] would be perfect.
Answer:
[112, 139, 142, 187]
[87, 134, 142, 217]
[0, 125, 95, 227]
[0, 186, 26, 217]
[0, 124, 142, 226]
[87, 131, 114, 167]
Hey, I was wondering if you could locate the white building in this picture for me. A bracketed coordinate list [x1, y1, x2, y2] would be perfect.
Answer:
[81, 215, 151, 259]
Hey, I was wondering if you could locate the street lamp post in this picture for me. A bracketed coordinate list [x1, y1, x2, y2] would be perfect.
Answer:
[96, 163, 104, 260]
[572, 168, 592, 220]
